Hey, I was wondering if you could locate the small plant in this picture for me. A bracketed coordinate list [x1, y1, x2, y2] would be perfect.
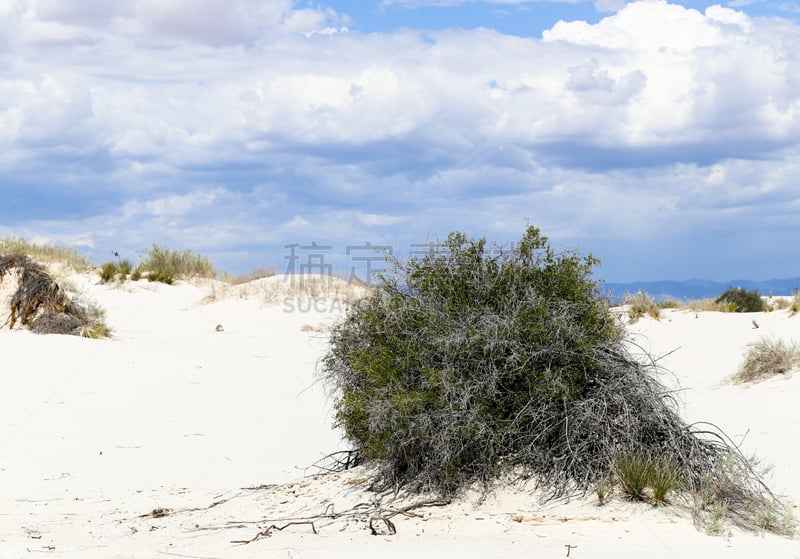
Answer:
[789, 294, 800, 316]
[117, 259, 132, 278]
[613, 451, 653, 501]
[624, 291, 661, 321]
[657, 299, 684, 310]
[734, 337, 799, 383]
[650, 456, 684, 505]
[715, 287, 764, 313]
[594, 480, 612, 505]
[99, 261, 118, 283]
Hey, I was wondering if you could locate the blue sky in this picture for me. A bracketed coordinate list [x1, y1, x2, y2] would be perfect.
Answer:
[1, 0, 800, 283]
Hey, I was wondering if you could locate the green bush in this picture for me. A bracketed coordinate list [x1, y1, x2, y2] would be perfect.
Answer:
[138, 244, 215, 284]
[715, 287, 764, 313]
[322, 227, 794, 535]
[324, 227, 623, 494]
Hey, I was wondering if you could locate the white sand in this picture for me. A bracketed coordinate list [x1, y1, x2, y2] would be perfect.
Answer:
[1, 276, 798, 558]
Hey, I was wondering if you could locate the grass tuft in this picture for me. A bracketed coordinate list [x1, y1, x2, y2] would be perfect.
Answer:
[623, 291, 661, 321]
[734, 337, 799, 383]
[0, 237, 92, 272]
[614, 451, 653, 501]
[137, 244, 216, 284]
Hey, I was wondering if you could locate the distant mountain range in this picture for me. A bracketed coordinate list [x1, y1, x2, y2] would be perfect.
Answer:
[600, 277, 800, 303]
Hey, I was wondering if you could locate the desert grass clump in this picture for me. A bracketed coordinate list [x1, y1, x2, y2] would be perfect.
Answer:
[734, 337, 800, 384]
[614, 451, 653, 501]
[657, 299, 684, 310]
[0, 237, 92, 272]
[98, 259, 134, 283]
[613, 451, 685, 505]
[138, 244, 216, 284]
[0, 254, 110, 337]
[650, 455, 685, 504]
[689, 298, 729, 312]
[322, 226, 794, 535]
[624, 291, 661, 321]
[715, 287, 764, 313]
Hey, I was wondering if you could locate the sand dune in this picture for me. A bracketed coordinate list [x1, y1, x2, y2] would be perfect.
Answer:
[1, 273, 797, 557]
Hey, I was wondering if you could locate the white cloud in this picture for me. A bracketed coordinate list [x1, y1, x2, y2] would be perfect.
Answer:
[2, 1, 800, 279]
[381, 0, 552, 5]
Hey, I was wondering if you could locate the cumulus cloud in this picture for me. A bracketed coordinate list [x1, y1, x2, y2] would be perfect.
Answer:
[2, 1, 800, 279]
[381, 0, 549, 5]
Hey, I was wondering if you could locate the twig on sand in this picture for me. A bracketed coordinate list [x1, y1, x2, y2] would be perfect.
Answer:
[229, 497, 450, 543]
[230, 521, 318, 544]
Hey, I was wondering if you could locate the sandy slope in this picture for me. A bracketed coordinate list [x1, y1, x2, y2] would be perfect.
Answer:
[1, 276, 798, 558]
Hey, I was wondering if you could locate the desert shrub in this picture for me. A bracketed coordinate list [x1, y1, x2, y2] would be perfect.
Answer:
[624, 291, 660, 321]
[734, 337, 800, 383]
[0, 237, 92, 272]
[323, 227, 794, 535]
[0, 254, 110, 337]
[715, 287, 764, 313]
[325, 227, 623, 495]
[138, 244, 215, 284]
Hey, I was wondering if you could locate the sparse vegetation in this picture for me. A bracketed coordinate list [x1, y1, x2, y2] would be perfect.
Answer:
[0, 237, 92, 272]
[734, 337, 800, 384]
[137, 244, 216, 284]
[693, 452, 795, 536]
[772, 293, 800, 315]
[0, 254, 110, 338]
[219, 267, 276, 285]
[657, 299, 684, 310]
[98, 259, 134, 283]
[322, 226, 793, 535]
[715, 287, 765, 313]
[623, 291, 661, 321]
[689, 298, 731, 312]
